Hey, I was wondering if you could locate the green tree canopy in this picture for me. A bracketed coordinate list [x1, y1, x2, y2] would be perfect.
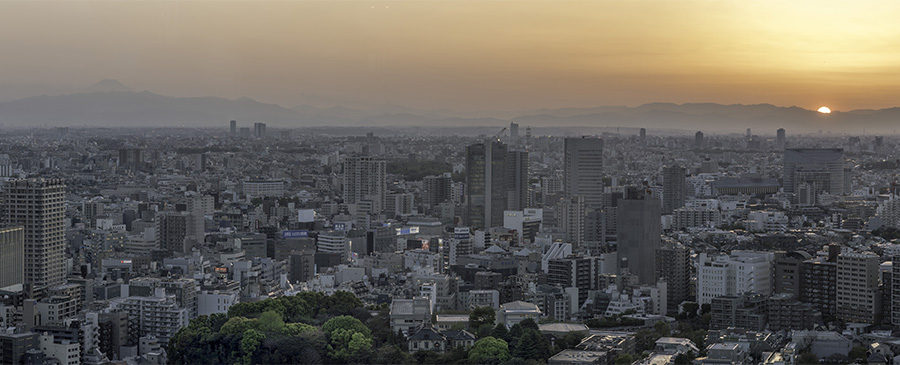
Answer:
[468, 336, 511, 365]
[469, 306, 496, 329]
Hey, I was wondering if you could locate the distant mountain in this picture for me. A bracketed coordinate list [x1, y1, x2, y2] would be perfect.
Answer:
[82, 79, 134, 93]
[1, 83, 899, 132]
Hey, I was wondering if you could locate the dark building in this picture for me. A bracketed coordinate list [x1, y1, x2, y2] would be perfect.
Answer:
[710, 294, 767, 331]
[0, 226, 24, 289]
[661, 165, 687, 215]
[157, 213, 188, 254]
[422, 173, 453, 209]
[616, 189, 661, 284]
[0, 329, 38, 365]
[655, 242, 691, 314]
[465, 141, 528, 229]
[230, 120, 237, 135]
[547, 255, 599, 307]
[694, 131, 704, 149]
[289, 249, 316, 283]
[801, 258, 837, 317]
[767, 294, 821, 331]
[773, 251, 811, 296]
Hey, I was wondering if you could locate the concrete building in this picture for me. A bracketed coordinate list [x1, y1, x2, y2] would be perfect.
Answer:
[343, 155, 387, 216]
[783, 148, 845, 205]
[4, 179, 66, 292]
[0, 328, 38, 365]
[109, 288, 190, 344]
[0, 226, 24, 289]
[564, 137, 604, 209]
[655, 242, 691, 314]
[242, 180, 285, 198]
[557, 196, 586, 249]
[801, 257, 838, 317]
[390, 297, 432, 335]
[496, 301, 542, 328]
[697, 251, 774, 305]
[661, 165, 687, 215]
[709, 294, 767, 331]
[465, 141, 528, 229]
[836, 252, 881, 324]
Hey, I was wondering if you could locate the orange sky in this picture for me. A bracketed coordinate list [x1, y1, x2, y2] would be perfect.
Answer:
[1, 1, 898, 112]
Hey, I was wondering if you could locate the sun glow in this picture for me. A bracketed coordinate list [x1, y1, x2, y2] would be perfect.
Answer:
[817, 106, 832, 114]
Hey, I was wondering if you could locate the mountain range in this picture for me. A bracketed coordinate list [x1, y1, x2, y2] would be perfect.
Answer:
[0, 80, 896, 133]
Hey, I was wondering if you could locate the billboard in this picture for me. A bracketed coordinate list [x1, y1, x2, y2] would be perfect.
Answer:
[282, 230, 309, 238]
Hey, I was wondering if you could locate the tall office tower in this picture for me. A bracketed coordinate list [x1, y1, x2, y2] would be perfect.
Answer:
[836, 252, 881, 324]
[342, 155, 387, 215]
[557, 196, 586, 249]
[524, 126, 532, 151]
[4, 179, 66, 292]
[230, 120, 237, 135]
[783, 148, 845, 205]
[506, 150, 529, 211]
[422, 173, 452, 209]
[564, 137, 604, 209]
[158, 213, 188, 254]
[253, 122, 266, 137]
[655, 242, 691, 314]
[776, 128, 786, 150]
[639, 128, 647, 145]
[616, 190, 661, 284]
[661, 165, 687, 215]
[801, 257, 838, 317]
[694, 131, 704, 149]
[465, 141, 518, 229]
[509, 122, 519, 140]
[0, 226, 24, 289]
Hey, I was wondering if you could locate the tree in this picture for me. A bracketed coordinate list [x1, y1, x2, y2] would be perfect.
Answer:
[322, 315, 372, 337]
[220, 317, 258, 335]
[848, 346, 867, 362]
[674, 351, 696, 364]
[654, 321, 671, 337]
[258, 311, 285, 334]
[240, 329, 266, 365]
[469, 337, 511, 365]
[797, 352, 818, 365]
[491, 323, 510, 342]
[470, 306, 496, 329]
[615, 353, 635, 364]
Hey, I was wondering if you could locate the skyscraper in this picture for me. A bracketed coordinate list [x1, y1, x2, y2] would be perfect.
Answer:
[616, 188, 661, 284]
[509, 122, 519, 140]
[230, 120, 237, 135]
[661, 165, 687, 215]
[836, 252, 881, 324]
[639, 128, 647, 145]
[422, 173, 452, 209]
[4, 179, 66, 292]
[783, 148, 845, 205]
[342, 155, 387, 215]
[465, 141, 527, 229]
[253, 122, 266, 138]
[0, 226, 24, 289]
[506, 150, 529, 211]
[564, 137, 604, 209]
[557, 196, 585, 249]
[775, 128, 785, 150]
[694, 131, 704, 149]
[655, 241, 691, 314]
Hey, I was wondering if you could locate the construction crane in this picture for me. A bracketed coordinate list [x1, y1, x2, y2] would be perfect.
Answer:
[493, 127, 507, 141]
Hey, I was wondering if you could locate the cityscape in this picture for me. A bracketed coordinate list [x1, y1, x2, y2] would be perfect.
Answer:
[3, 1, 900, 365]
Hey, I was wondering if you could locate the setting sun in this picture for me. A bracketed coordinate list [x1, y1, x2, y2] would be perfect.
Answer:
[817, 106, 832, 114]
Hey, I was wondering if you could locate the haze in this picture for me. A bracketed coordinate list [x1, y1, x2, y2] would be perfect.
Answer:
[2, 1, 899, 112]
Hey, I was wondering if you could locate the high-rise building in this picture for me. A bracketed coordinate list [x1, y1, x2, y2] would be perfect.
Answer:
[230, 120, 237, 135]
[776, 128, 785, 150]
[253, 122, 266, 137]
[783, 148, 846, 205]
[564, 137, 604, 209]
[557, 196, 585, 249]
[342, 155, 387, 215]
[0, 226, 24, 289]
[509, 122, 519, 140]
[694, 131, 704, 149]
[157, 213, 188, 254]
[616, 190, 661, 284]
[655, 242, 691, 314]
[506, 150, 529, 211]
[697, 251, 774, 305]
[422, 173, 452, 208]
[801, 257, 838, 317]
[639, 128, 647, 145]
[661, 165, 687, 214]
[4, 179, 66, 292]
[836, 252, 881, 324]
[465, 141, 527, 229]
[547, 255, 599, 308]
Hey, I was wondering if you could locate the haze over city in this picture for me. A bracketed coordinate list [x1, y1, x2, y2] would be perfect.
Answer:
[2, 1, 900, 133]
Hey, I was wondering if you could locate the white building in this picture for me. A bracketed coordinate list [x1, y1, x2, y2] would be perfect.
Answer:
[317, 232, 350, 260]
[242, 180, 285, 198]
[197, 290, 239, 316]
[746, 211, 788, 232]
[697, 251, 774, 304]
[496, 301, 542, 328]
[39, 333, 80, 365]
[109, 288, 190, 344]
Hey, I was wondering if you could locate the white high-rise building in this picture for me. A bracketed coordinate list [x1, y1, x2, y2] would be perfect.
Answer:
[696, 251, 774, 304]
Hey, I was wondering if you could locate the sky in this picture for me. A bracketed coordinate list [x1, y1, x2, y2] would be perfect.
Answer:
[1, 0, 899, 112]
